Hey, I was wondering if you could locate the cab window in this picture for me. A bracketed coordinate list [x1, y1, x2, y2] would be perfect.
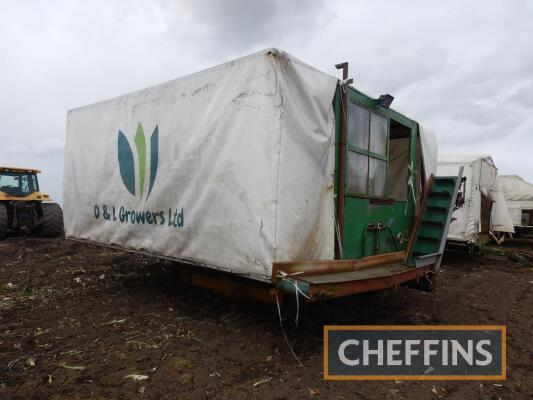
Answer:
[0, 172, 38, 196]
[346, 102, 388, 198]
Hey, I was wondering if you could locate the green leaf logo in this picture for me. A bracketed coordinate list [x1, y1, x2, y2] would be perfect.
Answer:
[117, 123, 159, 201]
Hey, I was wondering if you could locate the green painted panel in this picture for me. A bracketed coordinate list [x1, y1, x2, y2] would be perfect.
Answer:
[426, 197, 452, 209]
[347, 89, 418, 131]
[334, 84, 421, 260]
[342, 198, 414, 259]
[413, 237, 440, 254]
[335, 88, 419, 259]
[417, 224, 444, 239]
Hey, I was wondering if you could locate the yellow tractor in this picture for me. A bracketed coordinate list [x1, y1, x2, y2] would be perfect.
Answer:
[0, 166, 63, 239]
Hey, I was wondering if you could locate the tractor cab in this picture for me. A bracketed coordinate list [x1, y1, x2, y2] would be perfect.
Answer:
[0, 167, 50, 201]
[0, 167, 62, 239]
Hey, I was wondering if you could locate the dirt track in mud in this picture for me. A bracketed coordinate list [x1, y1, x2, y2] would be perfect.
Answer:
[1, 237, 532, 400]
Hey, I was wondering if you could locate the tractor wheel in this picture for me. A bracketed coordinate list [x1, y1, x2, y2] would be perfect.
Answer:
[0, 203, 8, 239]
[38, 203, 64, 238]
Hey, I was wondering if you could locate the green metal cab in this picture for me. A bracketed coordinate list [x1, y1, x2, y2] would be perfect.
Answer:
[334, 85, 422, 260]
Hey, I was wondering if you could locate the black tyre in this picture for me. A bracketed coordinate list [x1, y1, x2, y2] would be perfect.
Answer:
[39, 203, 64, 238]
[406, 271, 436, 292]
[0, 203, 7, 239]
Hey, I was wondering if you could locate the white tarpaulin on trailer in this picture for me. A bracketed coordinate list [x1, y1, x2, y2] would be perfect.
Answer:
[437, 155, 514, 243]
[64, 49, 338, 282]
[498, 175, 533, 226]
[418, 125, 438, 182]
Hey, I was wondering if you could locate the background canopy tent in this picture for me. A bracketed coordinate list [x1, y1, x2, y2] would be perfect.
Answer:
[498, 175, 533, 228]
[437, 155, 514, 245]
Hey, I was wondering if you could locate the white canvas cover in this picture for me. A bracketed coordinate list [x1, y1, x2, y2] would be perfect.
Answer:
[64, 49, 338, 282]
[498, 175, 533, 226]
[437, 155, 514, 243]
[419, 125, 438, 182]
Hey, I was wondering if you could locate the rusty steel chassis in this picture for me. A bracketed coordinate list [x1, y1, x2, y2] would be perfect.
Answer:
[70, 236, 433, 305]
[271, 252, 433, 302]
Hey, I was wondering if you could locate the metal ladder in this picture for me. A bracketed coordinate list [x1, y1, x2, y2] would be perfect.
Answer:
[407, 167, 464, 269]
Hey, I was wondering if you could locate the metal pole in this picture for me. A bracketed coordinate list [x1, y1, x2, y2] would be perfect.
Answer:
[334, 62, 352, 259]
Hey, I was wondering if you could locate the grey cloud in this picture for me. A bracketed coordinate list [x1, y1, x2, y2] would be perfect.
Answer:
[3, 139, 64, 160]
[505, 80, 533, 107]
[170, 0, 334, 56]
[1, 0, 533, 202]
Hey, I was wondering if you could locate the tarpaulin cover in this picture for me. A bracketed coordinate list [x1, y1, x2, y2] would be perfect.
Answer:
[498, 175, 533, 226]
[418, 125, 438, 182]
[437, 155, 514, 242]
[64, 49, 338, 281]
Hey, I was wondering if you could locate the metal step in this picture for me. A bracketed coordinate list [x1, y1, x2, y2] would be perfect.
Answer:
[407, 168, 464, 269]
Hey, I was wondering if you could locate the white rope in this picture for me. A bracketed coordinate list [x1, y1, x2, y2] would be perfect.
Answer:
[339, 79, 351, 88]
[334, 201, 344, 258]
[294, 281, 300, 327]
[275, 271, 311, 328]
[406, 161, 416, 215]
[339, 84, 349, 133]
[275, 292, 305, 367]
[276, 271, 311, 300]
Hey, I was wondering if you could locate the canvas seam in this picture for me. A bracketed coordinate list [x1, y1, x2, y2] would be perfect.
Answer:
[272, 54, 287, 265]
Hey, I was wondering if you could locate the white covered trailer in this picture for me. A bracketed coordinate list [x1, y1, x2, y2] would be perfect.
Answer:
[498, 175, 533, 229]
[65, 49, 338, 282]
[64, 48, 460, 301]
[437, 155, 514, 247]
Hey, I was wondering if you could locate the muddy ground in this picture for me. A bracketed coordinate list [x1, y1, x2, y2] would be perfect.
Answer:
[0, 236, 532, 400]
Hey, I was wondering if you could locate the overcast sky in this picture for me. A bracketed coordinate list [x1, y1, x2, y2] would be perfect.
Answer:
[1, 0, 532, 203]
